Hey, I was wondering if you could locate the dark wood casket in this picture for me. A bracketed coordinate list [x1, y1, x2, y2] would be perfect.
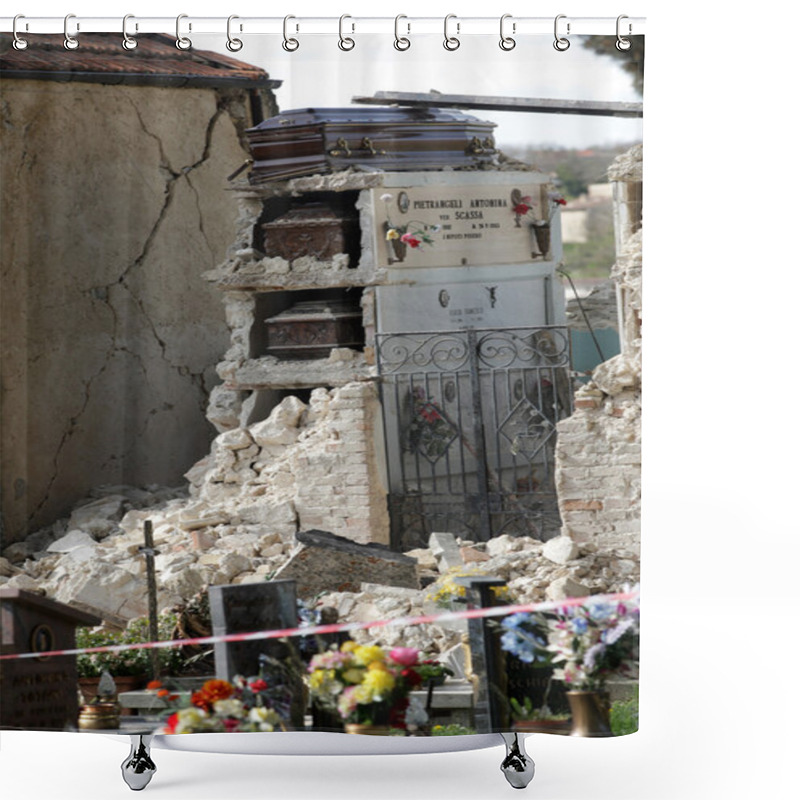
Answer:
[261, 202, 359, 263]
[246, 107, 497, 183]
[264, 300, 364, 359]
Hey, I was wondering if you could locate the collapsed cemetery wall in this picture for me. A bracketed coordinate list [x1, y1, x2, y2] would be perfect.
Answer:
[554, 145, 642, 548]
[0, 80, 259, 545]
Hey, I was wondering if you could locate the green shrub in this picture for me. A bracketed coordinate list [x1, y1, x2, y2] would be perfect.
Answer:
[76, 612, 181, 678]
[609, 695, 639, 736]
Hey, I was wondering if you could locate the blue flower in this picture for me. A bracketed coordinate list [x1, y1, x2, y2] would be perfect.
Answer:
[570, 617, 589, 635]
[501, 613, 530, 631]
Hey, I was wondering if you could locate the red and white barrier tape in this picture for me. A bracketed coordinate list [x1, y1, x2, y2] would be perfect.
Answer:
[0, 589, 639, 662]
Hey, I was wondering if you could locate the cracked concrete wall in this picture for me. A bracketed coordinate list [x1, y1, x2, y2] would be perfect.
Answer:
[0, 79, 255, 545]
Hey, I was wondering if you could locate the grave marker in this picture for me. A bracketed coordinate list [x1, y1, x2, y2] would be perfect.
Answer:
[0, 588, 101, 730]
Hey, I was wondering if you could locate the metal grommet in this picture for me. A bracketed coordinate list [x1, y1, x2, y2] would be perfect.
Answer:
[283, 15, 299, 51]
[499, 13, 516, 51]
[553, 14, 570, 51]
[122, 14, 137, 50]
[444, 14, 460, 51]
[616, 15, 632, 51]
[394, 14, 411, 51]
[338, 14, 355, 51]
[226, 15, 243, 51]
[12, 15, 28, 50]
[64, 13, 79, 50]
[175, 14, 192, 50]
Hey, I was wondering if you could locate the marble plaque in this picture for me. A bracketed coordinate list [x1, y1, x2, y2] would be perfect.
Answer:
[372, 183, 548, 269]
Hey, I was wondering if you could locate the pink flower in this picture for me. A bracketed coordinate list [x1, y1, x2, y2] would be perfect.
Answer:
[400, 233, 422, 248]
[389, 647, 420, 667]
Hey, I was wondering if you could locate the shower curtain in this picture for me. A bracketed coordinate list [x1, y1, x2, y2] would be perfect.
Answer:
[0, 12, 643, 796]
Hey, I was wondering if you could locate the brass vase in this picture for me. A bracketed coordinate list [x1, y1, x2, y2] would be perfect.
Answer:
[78, 701, 121, 730]
[566, 691, 612, 737]
[345, 723, 394, 735]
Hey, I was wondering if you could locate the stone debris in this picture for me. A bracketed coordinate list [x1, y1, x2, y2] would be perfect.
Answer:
[542, 535, 580, 565]
[273, 529, 418, 596]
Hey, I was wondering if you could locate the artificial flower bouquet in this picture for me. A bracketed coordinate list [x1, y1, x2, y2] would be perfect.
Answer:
[160, 675, 288, 734]
[500, 590, 639, 691]
[306, 642, 452, 729]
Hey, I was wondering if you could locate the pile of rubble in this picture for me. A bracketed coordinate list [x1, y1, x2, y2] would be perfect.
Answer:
[1, 475, 639, 657]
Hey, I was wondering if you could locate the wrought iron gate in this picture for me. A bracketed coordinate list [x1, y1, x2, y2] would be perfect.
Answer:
[376, 326, 572, 551]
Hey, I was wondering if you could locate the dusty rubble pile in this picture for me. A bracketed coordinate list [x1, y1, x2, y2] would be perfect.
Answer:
[1, 482, 639, 658]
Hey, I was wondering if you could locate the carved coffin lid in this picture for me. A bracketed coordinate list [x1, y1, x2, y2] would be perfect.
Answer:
[246, 106, 498, 182]
[265, 300, 362, 324]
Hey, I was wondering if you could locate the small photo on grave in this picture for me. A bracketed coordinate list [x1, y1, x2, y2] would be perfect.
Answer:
[0, 24, 642, 790]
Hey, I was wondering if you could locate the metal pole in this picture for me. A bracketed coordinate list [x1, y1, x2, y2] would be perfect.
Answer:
[139, 519, 160, 682]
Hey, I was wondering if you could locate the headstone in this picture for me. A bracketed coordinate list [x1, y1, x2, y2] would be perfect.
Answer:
[208, 580, 303, 728]
[454, 575, 509, 734]
[207, 580, 298, 683]
[0, 588, 101, 730]
[273, 529, 418, 597]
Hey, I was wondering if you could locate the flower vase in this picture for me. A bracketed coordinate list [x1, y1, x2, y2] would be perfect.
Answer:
[566, 691, 612, 737]
[532, 224, 550, 258]
[345, 723, 394, 735]
[390, 238, 407, 263]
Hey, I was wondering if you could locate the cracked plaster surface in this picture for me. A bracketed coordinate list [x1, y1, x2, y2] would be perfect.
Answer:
[1, 80, 253, 542]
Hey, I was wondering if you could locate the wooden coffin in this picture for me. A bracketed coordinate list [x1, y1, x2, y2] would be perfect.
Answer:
[264, 300, 364, 359]
[246, 107, 498, 183]
[261, 202, 359, 263]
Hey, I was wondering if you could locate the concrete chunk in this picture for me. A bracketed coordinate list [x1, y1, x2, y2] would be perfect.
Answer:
[273, 529, 418, 598]
[543, 535, 580, 565]
[428, 532, 463, 572]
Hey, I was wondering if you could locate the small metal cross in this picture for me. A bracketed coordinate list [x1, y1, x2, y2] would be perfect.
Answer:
[138, 519, 160, 682]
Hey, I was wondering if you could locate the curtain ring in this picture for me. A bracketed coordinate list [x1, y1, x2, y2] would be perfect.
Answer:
[394, 14, 410, 51]
[616, 15, 632, 51]
[443, 14, 460, 51]
[553, 14, 570, 51]
[122, 14, 137, 50]
[283, 15, 299, 51]
[338, 14, 355, 51]
[226, 15, 243, 51]
[12, 15, 28, 50]
[499, 14, 516, 51]
[175, 14, 192, 50]
[64, 13, 79, 50]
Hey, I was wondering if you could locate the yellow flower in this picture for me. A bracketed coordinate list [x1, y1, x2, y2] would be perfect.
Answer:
[342, 668, 366, 684]
[340, 640, 358, 653]
[362, 669, 395, 697]
[367, 660, 389, 672]
[386, 228, 400, 241]
[309, 669, 334, 690]
[353, 645, 385, 666]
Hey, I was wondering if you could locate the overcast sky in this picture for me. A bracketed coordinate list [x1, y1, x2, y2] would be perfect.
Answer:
[194, 32, 643, 150]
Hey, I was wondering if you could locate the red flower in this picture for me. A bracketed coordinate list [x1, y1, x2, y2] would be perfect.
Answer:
[146, 680, 162, 691]
[401, 668, 424, 688]
[554, 197, 567, 206]
[401, 233, 422, 248]
[419, 403, 442, 424]
[191, 680, 235, 712]
[249, 679, 268, 692]
[222, 718, 240, 733]
[513, 203, 531, 216]
[157, 689, 170, 698]
[164, 712, 179, 734]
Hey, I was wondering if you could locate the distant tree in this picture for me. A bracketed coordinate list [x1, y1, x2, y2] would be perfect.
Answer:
[581, 36, 644, 96]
